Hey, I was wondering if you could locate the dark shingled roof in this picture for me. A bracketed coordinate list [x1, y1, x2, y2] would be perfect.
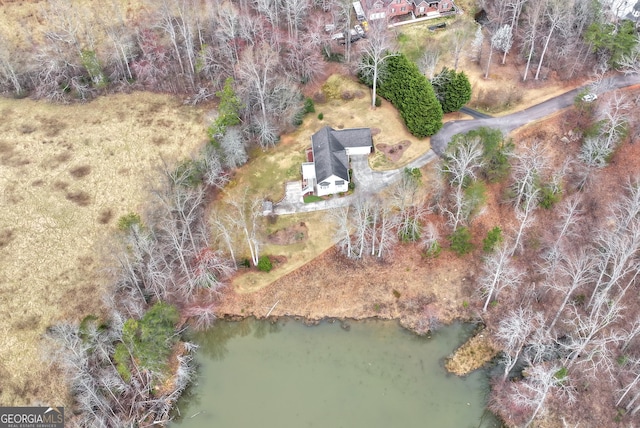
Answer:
[311, 126, 372, 183]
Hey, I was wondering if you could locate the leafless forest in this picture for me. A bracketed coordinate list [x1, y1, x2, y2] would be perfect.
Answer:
[0, 0, 345, 146]
[5, 0, 640, 426]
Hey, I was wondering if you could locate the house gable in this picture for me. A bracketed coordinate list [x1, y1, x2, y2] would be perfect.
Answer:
[304, 126, 372, 195]
[311, 127, 350, 182]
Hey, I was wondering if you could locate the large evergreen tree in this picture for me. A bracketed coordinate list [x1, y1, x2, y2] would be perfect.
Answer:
[365, 53, 443, 138]
[585, 20, 638, 68]
[431, 67, 472, 114]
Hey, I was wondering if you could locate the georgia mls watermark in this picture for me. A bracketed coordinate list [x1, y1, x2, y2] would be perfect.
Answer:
[0, 407, 64, 428]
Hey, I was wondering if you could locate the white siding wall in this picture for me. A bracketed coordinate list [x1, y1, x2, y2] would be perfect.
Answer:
[345, 146, 372, 156]
[317, 174, 349, 196]
[301, 162, 316, 180]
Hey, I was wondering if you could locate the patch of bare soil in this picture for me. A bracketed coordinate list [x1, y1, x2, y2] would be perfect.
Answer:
[218, 237, 477, 330]
[267, 222, 309, 245]
[376, 140, 411, 163]
[0, 92, 207, 407]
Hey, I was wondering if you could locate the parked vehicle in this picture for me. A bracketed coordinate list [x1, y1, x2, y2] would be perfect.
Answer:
[337, 29, 361, 44]
[582, 93, 598, 103]
[354, 24, 365, 37]
[428, 22, 447, 31]
[331, 32, 345, 42]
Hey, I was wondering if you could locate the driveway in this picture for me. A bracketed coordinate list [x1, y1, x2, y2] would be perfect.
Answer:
[274, 73, 640, 215]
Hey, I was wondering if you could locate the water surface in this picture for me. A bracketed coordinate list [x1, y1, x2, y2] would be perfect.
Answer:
[173, 319, 497, 428]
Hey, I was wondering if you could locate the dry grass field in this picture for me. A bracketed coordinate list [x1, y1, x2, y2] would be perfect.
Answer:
[0, 92, 207, 406]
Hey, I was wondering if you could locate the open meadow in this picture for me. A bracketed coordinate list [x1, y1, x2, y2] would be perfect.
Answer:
[0, 92, 207, 406]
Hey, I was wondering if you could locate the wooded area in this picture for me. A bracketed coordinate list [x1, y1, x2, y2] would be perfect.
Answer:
[4, 0, 640, 426]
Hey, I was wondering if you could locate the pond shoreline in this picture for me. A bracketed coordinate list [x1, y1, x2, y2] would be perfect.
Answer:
[172, 317, 500, 428]
[216, 309, 499, 376]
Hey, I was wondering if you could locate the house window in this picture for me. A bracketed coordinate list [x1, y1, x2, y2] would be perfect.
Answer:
[320, 182, 330, 188]
[420, 6, 425, 13]
[401, 6, 406, 11]
[391, 7, 395, 12]
[335, 180, 345, 186]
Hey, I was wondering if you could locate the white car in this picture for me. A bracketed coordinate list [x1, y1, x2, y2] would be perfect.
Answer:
[354, 24, 365, 37]
[582, 93, 597, 103]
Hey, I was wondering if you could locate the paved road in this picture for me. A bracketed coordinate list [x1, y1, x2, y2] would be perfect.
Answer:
[431, 73, 640, 155]
[273, 73, 640, 215]
[460, 106, 492, 119]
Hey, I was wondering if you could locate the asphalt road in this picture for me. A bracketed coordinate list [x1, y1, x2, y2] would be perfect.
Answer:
[430, 73, 640, 155]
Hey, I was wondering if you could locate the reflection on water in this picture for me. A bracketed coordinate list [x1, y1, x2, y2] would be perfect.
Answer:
[173, 319, 499, 428]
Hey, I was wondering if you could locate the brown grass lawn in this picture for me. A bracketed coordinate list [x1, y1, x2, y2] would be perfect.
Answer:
[221, 74, 437, 293]
[0, 92, 208, 406]
[223, 74, 435, 206]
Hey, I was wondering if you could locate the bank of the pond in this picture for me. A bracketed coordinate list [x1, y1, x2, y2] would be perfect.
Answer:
[172, 318, 500, 428]
[216, 245, 500, 376]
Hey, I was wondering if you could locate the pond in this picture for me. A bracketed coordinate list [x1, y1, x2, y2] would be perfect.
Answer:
[172, 318, 499, 428]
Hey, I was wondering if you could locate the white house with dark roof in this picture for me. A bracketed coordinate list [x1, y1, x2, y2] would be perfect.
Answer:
[302, 126, 373, 196]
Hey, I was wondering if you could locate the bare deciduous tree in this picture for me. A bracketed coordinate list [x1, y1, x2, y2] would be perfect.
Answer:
[521, 0, 545, 81]
[438, 136, 485, 231]
[534, 0, 570, 81]
[330, 204, 354, 258]
[419, 47, 441, 79]
[512, 361, 575, 427]
[358, 19, 397, 108]
[496, 306, 544, 380]
[227, 191, 263, 266]
[449, 25, 472, 71]
[485, 25, 512, 78]
[544, 249, 595, 331]
[616, 357, 640, 415]
[579, 92, 630, 168]
[468, 25, 484, 64]
[220, 126, 248, 169]
[562, 299, 624, 375]
[479, 242, 523, 311]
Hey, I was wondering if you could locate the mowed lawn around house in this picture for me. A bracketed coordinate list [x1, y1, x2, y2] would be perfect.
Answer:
[219, 74, 435, 293]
